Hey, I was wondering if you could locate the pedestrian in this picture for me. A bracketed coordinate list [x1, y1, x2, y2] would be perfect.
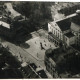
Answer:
[37, 53, 38, 57]
[35, 41, 36, 44]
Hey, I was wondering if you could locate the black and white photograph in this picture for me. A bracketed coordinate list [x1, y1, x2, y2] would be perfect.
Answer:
[0, 1, 80, 79]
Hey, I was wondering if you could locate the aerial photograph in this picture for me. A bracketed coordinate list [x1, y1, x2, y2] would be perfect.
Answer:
[0, 1, 80, 78]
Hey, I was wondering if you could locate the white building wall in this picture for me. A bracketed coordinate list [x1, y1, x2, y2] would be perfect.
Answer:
[64, 36, 75, 46]
[65, 36, 70, 46]
[48, 23, 52, 32]
[71, 30, 80, 45]
[69, 36, 76, 45]
[48, 22, 63, 41]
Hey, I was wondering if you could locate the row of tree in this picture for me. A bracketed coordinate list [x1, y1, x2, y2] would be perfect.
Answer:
[13, 2, 54, 29]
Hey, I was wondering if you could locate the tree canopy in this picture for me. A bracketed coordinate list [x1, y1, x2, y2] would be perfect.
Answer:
[13, 2, 54, 29]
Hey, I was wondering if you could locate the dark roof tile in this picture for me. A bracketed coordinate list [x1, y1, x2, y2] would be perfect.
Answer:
[37, 70, 48, 78]
[56, 18, 71, 31]
[65, 32, 75, 38]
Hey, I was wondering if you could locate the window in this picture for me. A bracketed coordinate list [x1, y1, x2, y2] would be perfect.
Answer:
[52, 29, 53, 33]
[4, 5, 7, 9]
[58, 33, 59, 38]
[54, 30, 55, 34]
[66, 37, 67, 41]
[56, 31, 57, 36]
[57, 42, 59, 45]
[59, 34, 61, 39]
[53, 39, 54, 42]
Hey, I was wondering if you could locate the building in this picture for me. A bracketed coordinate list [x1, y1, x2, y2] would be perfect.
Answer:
[36, 68, 48, 78]
[64, 32, 75, 46]
[21, 62, 48, 78]
[58, 3, 80, 16]
[21, 62, 40, 78]
[44, 48, 61, 78]
[48, 18, 75, 47]
[48, 10, 80, 47]
[70, 15, 80, 46]
[44, 47, 76, 78]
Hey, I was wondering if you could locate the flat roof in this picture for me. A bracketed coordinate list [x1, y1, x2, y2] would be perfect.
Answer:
[65, 32, 75, 38]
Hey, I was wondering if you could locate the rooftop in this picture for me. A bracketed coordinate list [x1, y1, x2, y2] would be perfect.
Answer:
[65, 32, 75, 38]
[0, 21, 10, 29]
[56, 18, 71, 31]
[21, 63, 40, 78]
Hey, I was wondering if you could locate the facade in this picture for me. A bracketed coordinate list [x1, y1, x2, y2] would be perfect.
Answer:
[71, 22, 80, 46]
[44, 47, 76, 78]
[64, 32, 75, 46]
[48, 18, 75, 47]
[44, 48, 66, 78]
[48, 21, 63, 47]
[48, 10, 80, 46]
[21, 62, 48, 78]
[44, 55, 58, 78]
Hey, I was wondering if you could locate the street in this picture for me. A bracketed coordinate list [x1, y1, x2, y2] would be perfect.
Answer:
[1, 29, 56, 78]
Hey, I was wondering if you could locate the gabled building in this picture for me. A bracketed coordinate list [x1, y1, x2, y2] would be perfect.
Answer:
[48, 11, 80, 47]
[71, 14, 80, 46]
[48, 18, 75, 47]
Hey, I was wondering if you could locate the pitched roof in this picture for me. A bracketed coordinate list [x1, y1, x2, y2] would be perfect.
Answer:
[37, 70, 48, 78]
[65, 32, 75, 38]
[56, 18, 71, 31]
[29, 63, 37, 70]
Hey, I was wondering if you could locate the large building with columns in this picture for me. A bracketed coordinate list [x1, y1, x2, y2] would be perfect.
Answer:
[48, 13, 79, 47]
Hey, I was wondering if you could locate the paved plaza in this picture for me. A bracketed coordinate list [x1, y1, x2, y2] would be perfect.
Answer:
[25, 36, 57, 60]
